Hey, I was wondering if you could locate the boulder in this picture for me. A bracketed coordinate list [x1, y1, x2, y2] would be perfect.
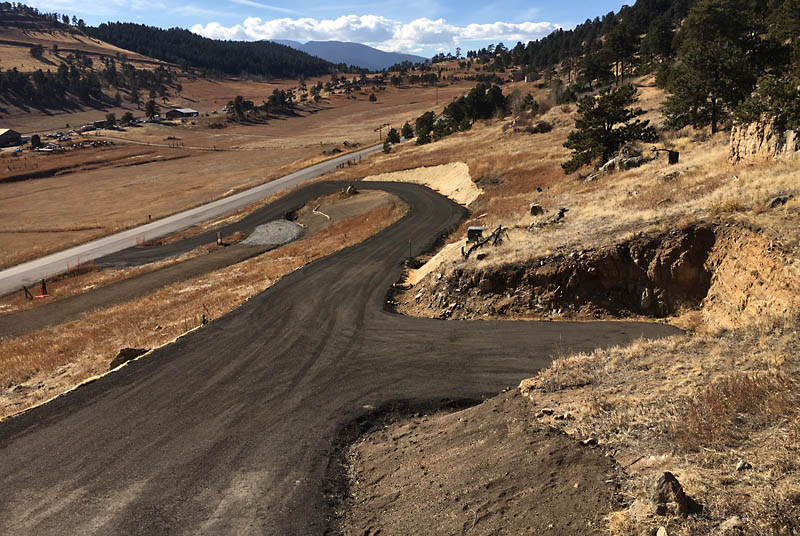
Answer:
[619, 155, 644, 170]
[657, 170, 682, 183]
[647, 472, 702, 517]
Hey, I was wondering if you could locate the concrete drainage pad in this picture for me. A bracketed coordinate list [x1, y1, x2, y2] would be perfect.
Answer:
[242, 220, 304, 246]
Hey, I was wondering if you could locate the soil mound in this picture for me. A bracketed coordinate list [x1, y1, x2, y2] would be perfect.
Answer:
[338, 391, 622, 535]
[363, 162, 481, 206]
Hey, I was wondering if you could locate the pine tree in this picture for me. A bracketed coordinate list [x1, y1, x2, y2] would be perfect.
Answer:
[145, 99, 158, 119]
[129, 87, 141, 108]
[662, 0, 760, 134]
[562, 85, 656, 174]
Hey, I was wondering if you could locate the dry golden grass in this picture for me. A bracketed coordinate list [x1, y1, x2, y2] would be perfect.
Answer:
[0, 199, 406, 419]
[520, 314, 800, 535]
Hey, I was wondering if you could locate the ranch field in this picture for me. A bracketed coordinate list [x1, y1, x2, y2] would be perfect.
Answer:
[0, 78, 472, 269]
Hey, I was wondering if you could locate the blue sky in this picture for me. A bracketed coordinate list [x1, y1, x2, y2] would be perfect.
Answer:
[28, 1, 628, 56]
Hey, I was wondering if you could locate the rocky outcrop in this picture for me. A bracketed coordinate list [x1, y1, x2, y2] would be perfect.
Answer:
[585, 145, 647, 182]
[400, 223, 800, 325]
[729, 121, 800, 163]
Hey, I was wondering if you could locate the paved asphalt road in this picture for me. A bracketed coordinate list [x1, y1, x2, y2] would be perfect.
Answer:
[0, 144, 381, 296]
[0, 182, 681, 535]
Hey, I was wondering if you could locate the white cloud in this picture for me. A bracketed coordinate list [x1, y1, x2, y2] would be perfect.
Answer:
[191, 15, 558, 52]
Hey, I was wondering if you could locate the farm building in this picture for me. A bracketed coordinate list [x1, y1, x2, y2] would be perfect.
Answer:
[0, 129, 22, 147]
[165, 108, 199, 120]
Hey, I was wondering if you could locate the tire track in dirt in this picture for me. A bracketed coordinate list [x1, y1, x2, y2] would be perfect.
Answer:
[0, 182, 681, 535]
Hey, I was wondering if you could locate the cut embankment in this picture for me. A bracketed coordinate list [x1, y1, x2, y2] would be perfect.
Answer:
[398, 222, 800, 327]
[363, 162, 481, 206]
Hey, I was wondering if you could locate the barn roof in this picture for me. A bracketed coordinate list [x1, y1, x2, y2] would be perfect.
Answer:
[171, 108, 198, 114]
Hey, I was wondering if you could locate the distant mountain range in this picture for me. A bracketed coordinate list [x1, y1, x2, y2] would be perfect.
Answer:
[271, 40, 427, 71]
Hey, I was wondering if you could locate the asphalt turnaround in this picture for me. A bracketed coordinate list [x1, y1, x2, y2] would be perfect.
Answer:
[0, 182, 681, 535]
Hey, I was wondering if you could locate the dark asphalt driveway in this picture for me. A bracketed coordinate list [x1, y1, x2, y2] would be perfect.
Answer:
[0, 182, 680, 535]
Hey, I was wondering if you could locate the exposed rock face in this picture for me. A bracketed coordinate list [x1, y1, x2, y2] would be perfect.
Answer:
[414, 225, 717, 319]
[729, 121, 800, 163]
[400, 223, 800, 326]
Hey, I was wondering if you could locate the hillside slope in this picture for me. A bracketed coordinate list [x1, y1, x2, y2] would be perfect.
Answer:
[88, 23, 333, 79]
[0, 12, 165, 71]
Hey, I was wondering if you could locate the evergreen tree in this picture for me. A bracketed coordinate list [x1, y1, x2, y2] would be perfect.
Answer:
[662, 38, 753, 133]
[603, 22, 639, 84]
[387, 128, 400, 144]
[563, 85, 656, 174]
[145, 99, 158, 119]
[735, 74, 800, 130]
[401, 122, 414, 139]
[415, 111, 435, 144]
[129, 87, 141, 108]
[662, 0, 759, 134]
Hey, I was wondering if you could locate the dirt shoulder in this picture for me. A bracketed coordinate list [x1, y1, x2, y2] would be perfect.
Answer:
[339, 391, 624, 535]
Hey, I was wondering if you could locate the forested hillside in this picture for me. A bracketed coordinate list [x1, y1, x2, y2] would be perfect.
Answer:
[459, 0, 798, 136]
[87, 23, 333, 79]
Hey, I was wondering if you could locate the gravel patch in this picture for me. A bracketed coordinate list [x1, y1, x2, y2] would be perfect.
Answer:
[242, 220, 303, 246]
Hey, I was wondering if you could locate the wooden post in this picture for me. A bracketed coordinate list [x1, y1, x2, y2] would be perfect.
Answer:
[668, 150, 679, 165]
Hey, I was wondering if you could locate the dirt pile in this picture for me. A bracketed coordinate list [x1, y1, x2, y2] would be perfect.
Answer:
[338, 392, 624, 535]
[397, 223, 800, 326]
[363, 162, 481, 206]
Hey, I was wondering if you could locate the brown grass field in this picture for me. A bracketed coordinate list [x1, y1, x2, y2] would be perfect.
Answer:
[0, 78, 471, 268]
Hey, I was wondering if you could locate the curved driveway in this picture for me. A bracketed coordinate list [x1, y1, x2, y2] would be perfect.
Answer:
[0, 182, 680, 535]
